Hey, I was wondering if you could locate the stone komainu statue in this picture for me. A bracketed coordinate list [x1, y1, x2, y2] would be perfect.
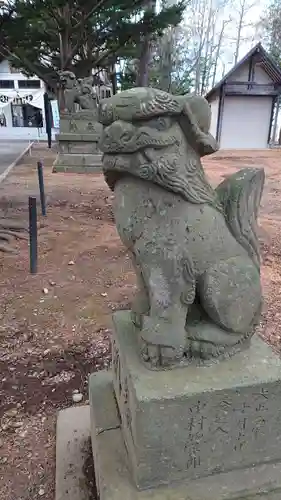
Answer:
[58, 71, 98, 113]
[98, 87, 265, 369]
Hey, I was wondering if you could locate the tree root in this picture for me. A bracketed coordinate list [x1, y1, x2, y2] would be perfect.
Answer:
[0, 232, 12, 242]
[0, 218, 28, 231]
[0, 217, 28, 253]
[1, 229, 28, 240]
[0, 243, 18, 253]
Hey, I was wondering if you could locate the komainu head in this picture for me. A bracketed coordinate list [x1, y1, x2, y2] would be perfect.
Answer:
[98, 88, 219, 207]
[58, 71, 77, 90]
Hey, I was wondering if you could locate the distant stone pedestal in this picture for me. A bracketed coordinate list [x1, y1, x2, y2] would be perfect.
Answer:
[89, 311, 281, 500]
[52, 112, 103, 173]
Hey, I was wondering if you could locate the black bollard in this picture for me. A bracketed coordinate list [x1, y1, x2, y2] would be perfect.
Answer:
[29, 196, 38, 274]
[44, 92, 52, 149]
[37, 161, 46, 216]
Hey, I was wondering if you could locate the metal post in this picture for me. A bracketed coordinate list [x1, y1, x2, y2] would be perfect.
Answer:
[37, 161, 46, 216]
[44, 92, 52, 148]
[29, 196, 38, 274]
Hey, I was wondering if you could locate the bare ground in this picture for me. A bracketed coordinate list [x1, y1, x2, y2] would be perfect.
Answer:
[0, 144, 281, 500]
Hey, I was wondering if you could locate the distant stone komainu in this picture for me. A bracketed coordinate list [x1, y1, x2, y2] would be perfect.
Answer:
[98, 87, 265, 369]
[58, 71, 98, 113]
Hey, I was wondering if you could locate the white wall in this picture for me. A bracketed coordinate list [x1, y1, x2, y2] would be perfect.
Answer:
[225, 58, 273, 85]
[229, 61, 249, 82]
[209, 95, 219, 139]
[208, 53, 277, 148]
[220, 96, 272, 149]
[0, 60, 44, 86]
[254, 64, 272, 84]
[0, 60, 10, 74]
[0, 60, 46, 137]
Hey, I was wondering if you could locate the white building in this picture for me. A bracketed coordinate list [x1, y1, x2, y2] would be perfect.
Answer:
[206, 43, 281, 149]
[0, 58, 51, 140]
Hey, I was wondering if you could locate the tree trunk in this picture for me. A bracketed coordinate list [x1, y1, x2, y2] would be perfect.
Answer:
[194, 0, 207, 94]
[211, 20, 227, 88]
[136, 34, 151, 86]
[234, 0, 245, 65]
[200, 0, 213, 95]
[158, 27, 173, 92]
[110, 65, 118, 94]
[136, 0, 155, 86]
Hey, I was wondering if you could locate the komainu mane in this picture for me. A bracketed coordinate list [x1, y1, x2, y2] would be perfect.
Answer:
[98, 87, 265, 369]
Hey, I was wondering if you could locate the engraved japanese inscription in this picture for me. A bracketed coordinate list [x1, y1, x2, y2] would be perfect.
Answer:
[182, 385, 279, 476]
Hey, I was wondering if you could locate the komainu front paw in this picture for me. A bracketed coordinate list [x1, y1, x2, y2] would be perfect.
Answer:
[138, 317, 185, 369]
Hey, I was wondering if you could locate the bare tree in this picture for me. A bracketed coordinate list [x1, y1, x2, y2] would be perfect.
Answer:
[144, 0, 258, 95]
[211, 19, 230, 87]
[192, 0, 209, 93]
[183, 0, 232, 94]
[230, 0, 259, 64]
[200, 0, 217, 94]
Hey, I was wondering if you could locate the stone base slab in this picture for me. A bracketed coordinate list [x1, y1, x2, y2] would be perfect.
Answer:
[89, 370, 281, 500]
[56, 132, 101, 142]
[111, 311, 281, 490]
[56, 406, 91, 500]
[58, 142, 100, 154]
[59, 115, 102, 135]
[56, 133, 100, 141]
[53, 165, 102, 173]
[56, 132, 100, 142]
[60, 110, 99, 121]
[53, 153, 102, 173]
[55, 131, 102, 154]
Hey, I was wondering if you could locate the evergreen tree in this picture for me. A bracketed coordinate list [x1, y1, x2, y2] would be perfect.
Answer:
[118, 26, 193, 93]
[261, 0, 281, 65]
[0, 0, 185, 92]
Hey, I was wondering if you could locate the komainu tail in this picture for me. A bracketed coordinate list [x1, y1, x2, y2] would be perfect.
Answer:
[215, 167, 265, 270]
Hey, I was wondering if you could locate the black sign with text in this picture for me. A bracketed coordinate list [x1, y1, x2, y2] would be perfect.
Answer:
[0, 94, 34, 105]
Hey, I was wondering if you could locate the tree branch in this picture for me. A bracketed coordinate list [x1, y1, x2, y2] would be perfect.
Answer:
[0, 46, 57, 88]
[64, 0, 146, 69]
[73, 0, 110, 29]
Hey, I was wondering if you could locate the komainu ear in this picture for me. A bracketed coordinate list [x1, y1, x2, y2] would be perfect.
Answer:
[180, 100, 219, 157]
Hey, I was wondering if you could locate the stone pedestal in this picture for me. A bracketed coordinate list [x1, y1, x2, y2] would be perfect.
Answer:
[89, 310, 281, 500]
[53, 112, 103, 173]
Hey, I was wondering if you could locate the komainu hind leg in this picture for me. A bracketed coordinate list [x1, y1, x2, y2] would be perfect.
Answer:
[198, 256, 262, 336]
[185, 314, 247, 360]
